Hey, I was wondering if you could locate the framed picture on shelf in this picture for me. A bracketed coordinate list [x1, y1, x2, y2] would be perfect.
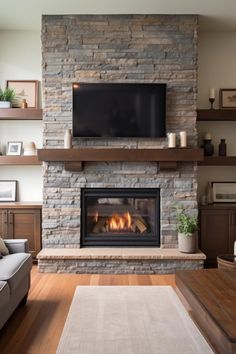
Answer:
[212, 182, 236, 202]
[6, 141, 22, 156]
[219, 89, 236, 109]
[6, 80, 39, 108]
[0, 180, 17, 202]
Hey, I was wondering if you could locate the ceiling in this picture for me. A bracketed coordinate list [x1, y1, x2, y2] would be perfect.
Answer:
[1, 0, 236, 31]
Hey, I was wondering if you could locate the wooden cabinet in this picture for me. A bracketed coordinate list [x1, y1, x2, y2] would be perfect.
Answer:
[0, 203, 42, 258]
[199, 205, 236, 267]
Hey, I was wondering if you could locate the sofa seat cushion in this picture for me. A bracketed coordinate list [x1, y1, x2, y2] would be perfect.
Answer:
[0, 281, 10, 309]
[0, 253, 32, 293]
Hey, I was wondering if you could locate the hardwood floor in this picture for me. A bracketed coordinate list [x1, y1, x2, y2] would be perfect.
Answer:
[0, 266, 175, 354]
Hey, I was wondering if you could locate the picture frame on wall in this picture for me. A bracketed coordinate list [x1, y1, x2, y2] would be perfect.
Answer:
[219, 88, 236, 109]
[0, 180, 17, 202]
[6, 141, 22, 156]
[6, 80, 39, 108]
[212, 182, 236, 202]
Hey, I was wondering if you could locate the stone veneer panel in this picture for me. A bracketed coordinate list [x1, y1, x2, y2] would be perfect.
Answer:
[41, 15, 198, 250]
[38, 259, 203, 274]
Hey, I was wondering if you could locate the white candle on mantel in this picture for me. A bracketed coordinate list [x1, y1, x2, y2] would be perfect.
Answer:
[180, 131, 187, 148]
[209, 88, 215, 99]
[168, 133, 176, 148]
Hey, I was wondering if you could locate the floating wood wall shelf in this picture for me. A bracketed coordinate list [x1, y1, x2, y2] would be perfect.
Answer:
[0, 108, 42, 120]
[37, 148, 203, 171]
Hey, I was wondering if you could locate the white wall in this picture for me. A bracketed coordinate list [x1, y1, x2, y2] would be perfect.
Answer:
[198, 32, 236, 108]
[198, 31, 236, 198]
[0, 30, 42, 201]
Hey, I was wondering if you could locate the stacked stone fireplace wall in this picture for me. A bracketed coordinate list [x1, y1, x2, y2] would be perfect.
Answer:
[41, 15, 198, 249]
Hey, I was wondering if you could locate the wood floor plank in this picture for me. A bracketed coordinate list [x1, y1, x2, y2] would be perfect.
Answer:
[0, 266, 175, 354]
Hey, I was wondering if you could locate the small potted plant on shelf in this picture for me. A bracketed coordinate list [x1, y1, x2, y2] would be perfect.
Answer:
[174, 205, 198, 253]
[0, 87, 15, 108]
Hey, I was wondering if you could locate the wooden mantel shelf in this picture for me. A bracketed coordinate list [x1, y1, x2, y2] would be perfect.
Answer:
[37, 148, 203, 171]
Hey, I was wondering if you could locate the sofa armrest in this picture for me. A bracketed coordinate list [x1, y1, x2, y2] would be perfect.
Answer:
[4, 239, 29, 254]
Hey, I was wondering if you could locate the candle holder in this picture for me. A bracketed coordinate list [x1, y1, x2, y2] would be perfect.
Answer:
[209, 97, 215, 109]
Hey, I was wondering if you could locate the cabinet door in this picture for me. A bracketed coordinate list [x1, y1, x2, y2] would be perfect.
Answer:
[200, 209, 230, 266]
[0, 210, 8, 238]
[10, 209, 41, 258]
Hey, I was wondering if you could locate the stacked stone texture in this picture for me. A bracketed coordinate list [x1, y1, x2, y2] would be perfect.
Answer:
[38, 259, 203, 274]
[41, 15, 198, 251]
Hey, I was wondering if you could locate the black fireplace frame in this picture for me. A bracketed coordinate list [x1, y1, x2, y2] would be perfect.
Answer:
[81, 188, 160, 247]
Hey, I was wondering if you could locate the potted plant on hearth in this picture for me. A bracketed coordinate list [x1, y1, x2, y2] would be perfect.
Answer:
[0, 87, 15, 108]
[174, 205, 198, 253]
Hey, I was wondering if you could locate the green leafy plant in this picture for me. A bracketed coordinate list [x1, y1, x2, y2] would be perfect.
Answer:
[0, 87, 15, 102]
[174, 205, 198, 235]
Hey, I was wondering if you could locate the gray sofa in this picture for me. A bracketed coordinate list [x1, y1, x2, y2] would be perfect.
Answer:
[0, 239, 32, 330]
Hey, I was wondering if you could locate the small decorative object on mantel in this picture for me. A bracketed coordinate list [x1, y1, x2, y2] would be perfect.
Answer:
[167, 133, 176, 148]
[174, 205, 198, 253]
[23, 141, 36, 156]
[7, 80, 39, 108]
[179, 131, 187, 148]
[0, 180, 17, 202]
[212, 182, 236, 203]
[209, 88, 215, 109]
[0, 86, 15, 108]
[21, 99, 28, 109]
[64, 129, 72, 148]
[218, 138, 227, 156]
[201, 132, 214, 156]
[6, 141, 22, 156]
[219, 88, 236, 109]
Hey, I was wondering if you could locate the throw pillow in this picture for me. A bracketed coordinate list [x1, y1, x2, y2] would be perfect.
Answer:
[0, 238, 9, 256]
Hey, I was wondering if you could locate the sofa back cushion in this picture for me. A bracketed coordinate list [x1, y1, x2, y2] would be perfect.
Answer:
[0, 238, 9, 256]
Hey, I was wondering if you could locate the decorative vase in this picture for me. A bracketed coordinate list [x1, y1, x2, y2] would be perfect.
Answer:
[202, 139, 214, 156]
[64, 129, 72, 148]
[219, 139, 227, 156]
[178, 232, 197, 253]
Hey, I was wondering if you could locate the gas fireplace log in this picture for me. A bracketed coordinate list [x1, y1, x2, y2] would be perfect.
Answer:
[92, 218, 108, 233]
[133, 217, 147, 233]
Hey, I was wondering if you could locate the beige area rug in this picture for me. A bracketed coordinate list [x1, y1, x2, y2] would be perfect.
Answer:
[56, 286, 213, 354]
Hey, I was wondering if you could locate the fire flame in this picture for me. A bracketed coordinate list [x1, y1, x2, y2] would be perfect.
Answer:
[94, 211, 99, 223]
[108, 212, 132, 231]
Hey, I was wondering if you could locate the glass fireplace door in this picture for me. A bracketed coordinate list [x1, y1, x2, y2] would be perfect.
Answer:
[81, 188, 160, 247]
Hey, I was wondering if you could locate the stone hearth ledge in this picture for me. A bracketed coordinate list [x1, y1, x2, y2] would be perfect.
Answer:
[37, 248, 205, 274]
[37, 248, 205, 260]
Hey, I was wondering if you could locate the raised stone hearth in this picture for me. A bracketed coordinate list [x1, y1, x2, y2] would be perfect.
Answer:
[38, 248, 205, 274]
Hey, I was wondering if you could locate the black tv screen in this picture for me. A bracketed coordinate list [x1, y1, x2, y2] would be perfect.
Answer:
[73, 83, 166, 138]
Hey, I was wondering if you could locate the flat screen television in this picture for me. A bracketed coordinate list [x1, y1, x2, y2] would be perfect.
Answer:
[72, 83, 166, 138]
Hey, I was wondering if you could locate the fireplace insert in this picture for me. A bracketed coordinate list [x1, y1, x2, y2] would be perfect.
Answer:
[81, 188, 160, 247]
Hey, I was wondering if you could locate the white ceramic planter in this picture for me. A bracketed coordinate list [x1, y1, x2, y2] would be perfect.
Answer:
[178, 232, 197, 253]
[0, 101, 11, 108]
